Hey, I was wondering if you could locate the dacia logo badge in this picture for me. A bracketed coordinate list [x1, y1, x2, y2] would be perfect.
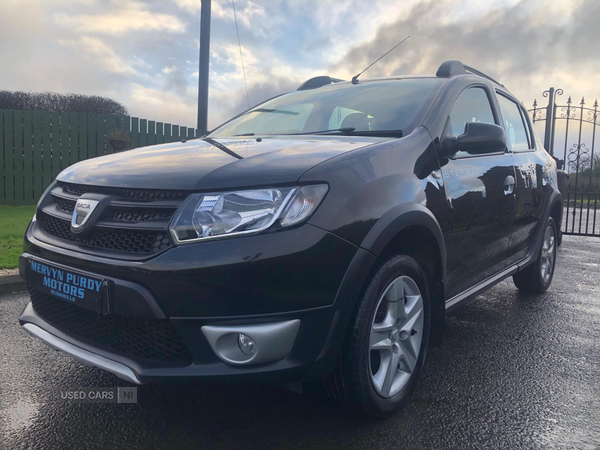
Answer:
[71, 199, 100, 233]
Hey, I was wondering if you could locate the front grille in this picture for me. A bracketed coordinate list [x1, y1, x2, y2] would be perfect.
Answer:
[41, 215, 172, 253]
[63, 183, 188, 201]
[34, 182, 186, 258]
[55, 197, 76, 214]
[31, 290, 193, 365]
[108, 206, 177, 223]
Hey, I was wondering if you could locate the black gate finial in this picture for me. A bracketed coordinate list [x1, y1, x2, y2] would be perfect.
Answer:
[541, 87, 563, 155]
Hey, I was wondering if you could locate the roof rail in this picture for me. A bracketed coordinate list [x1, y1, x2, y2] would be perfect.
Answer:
[297, 76, 344, 91]
[436, 60, 504, 87]
[463, 65, 504, 87]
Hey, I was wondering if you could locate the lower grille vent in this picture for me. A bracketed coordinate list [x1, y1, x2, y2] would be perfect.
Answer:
[31, 290, 193, 365]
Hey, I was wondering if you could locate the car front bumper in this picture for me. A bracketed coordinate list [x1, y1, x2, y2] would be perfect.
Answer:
[19, 223, 376, 383]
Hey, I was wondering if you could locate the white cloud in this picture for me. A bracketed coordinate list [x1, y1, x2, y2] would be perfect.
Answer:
[53, 1, 186, 35]
[162, 66, 178, 74]
[173, 0, 201, 13]
[59, 36, 138, 75]
[223, 44, 258, 67]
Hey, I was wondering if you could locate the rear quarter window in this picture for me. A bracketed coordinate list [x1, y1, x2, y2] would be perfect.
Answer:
[496, 94, 533, 152]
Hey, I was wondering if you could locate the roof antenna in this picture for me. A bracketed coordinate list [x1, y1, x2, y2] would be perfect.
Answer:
[232, 0, 250, 108]
[351, 35, 410, 84]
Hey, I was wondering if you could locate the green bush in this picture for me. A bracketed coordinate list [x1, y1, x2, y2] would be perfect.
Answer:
[0, 91, 128, 115]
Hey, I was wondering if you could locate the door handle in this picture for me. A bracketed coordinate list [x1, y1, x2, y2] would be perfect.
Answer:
[542, 170, 551, 186]
[503, 175, 515, 195]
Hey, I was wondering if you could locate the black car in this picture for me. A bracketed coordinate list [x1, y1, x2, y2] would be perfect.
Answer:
[19, 60, 561, 417]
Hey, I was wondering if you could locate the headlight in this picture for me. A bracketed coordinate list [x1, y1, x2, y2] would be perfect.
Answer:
[170, 184, 328, 243]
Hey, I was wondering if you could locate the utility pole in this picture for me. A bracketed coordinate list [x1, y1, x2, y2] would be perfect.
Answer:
[197, 0, 211, 135]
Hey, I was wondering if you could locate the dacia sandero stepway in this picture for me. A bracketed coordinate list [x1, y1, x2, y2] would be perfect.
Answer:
[19, 61, 561, 417]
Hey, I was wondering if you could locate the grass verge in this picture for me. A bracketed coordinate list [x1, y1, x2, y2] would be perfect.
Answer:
[0, 205, 35, 269]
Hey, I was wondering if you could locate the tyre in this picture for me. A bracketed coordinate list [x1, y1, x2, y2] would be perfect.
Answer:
[513, 216, 557, 293]
[325, 255, 431, 418]
[557, 228, 562, 247]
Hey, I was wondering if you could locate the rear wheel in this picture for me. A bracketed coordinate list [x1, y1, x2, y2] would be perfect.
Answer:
[325, 255, 431, 418]
[513, 216, 557, 293]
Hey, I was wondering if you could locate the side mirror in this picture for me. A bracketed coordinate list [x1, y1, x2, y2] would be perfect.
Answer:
[441, 122, 507, 156]
[552, 155, 564, 170]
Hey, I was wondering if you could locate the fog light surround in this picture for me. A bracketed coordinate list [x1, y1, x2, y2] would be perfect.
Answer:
[201, 320, 301, 366]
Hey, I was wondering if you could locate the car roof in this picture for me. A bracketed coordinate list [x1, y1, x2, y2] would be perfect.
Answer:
[320, 74, 515, 101]
[297, 61, 513, 96]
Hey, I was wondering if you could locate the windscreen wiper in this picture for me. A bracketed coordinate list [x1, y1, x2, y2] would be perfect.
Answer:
[202, 138, 243, 160]
[285, 128, 403, 138]
[233, 128, 354, 137]
[234, 128, 403, 138]
[284, 127, 356, 136]
[347, 129, 403, 138]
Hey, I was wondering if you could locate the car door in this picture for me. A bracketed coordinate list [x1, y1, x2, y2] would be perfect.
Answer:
[440, 85, 517, 298]
[496, 92, 547, 264]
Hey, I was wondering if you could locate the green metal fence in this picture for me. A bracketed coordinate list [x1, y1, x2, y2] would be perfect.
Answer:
[0, 109, 198, 205]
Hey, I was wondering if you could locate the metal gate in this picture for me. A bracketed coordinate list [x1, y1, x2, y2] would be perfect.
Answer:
[528, 88, 599, 236]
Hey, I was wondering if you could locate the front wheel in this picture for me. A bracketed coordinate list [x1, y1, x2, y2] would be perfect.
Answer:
[325, 255, 431, 418]
[513, 216, 557, 293]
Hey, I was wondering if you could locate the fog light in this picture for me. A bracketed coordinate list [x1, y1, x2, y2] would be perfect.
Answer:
[237, 333, 256, 356]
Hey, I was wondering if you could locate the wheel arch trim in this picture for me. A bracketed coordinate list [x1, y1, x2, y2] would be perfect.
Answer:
[548, 190, 563, 227]
[309, 204, 448, 377]
[359, 203, 447, 284]
[517, 188, 562, 272]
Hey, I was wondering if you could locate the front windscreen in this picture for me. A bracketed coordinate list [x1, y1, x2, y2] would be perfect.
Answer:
[209, 78, 444, 138]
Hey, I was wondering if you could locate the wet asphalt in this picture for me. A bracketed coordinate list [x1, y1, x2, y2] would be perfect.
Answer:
[1, 235, 599, 449]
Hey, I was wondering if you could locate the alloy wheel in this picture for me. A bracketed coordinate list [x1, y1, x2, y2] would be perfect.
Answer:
[540, 224, 556, 283]
[369, 275, 424, 398]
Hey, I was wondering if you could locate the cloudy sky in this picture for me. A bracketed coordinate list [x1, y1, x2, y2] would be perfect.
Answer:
[1, 0, 598, 130]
